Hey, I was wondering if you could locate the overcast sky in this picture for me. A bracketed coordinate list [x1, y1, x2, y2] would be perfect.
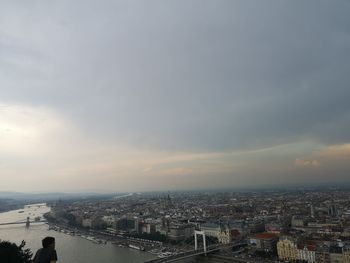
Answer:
[1, 0, 350, 193]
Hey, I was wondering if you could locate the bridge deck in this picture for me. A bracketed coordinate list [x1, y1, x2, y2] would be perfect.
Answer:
[0, 220, 47, 226]
[144, 244, 227, 263]
[144, 242, 246, 263]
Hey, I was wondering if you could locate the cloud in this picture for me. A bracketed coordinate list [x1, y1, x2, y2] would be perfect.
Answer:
[1, 1, 350, 153]
[295, 158, 321, 168]
[146, 167, 194, 177]
[294, 143, 350, 170]
[0, 103, 69, 155]
[0, 102, 348, 192]
[0, 102, 229, 191]
[1, 1, 350, 191]
[316, 144, 350, 159]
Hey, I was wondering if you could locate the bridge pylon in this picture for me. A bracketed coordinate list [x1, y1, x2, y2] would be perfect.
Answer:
[194, 230, 207, 255]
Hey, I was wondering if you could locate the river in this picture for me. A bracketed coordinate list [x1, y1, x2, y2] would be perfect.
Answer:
[0, 204, 221, 262]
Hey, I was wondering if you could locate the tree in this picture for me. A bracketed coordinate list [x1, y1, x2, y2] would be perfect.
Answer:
[0, 240, 32, 263]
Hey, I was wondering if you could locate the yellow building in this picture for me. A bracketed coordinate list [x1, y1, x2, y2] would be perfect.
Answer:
[217, 226, 231, 244]
[343, 250, 350, 263]
[277, 237, 298, 261]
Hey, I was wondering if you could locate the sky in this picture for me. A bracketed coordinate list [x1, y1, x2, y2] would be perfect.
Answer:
[1, 0, 350, 193]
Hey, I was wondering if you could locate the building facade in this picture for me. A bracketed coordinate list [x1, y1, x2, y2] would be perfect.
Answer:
[297, 245, 316, 263]
[277, 237, 298, 261]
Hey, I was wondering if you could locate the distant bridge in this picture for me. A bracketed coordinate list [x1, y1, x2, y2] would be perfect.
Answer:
[0, 220, 47, 226]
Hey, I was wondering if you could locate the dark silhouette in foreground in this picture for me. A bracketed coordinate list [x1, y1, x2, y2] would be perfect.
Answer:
[32, 237, 57, 263]
[0, 240, 32, 263]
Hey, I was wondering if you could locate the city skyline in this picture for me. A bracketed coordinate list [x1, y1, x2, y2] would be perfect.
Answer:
[1, 1, 350, 192]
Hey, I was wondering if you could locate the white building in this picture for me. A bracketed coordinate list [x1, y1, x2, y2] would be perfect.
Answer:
[297, 244, 316, 263]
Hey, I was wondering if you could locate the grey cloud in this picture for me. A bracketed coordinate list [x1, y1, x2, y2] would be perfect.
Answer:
[1, 0, 350, 151]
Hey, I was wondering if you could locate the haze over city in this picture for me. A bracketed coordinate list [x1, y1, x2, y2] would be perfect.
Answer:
[1, 1, 350, 192]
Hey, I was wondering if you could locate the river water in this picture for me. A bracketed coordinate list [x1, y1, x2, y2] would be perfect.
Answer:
[0, 204, 155, 263]
[0, 204, 220, 262]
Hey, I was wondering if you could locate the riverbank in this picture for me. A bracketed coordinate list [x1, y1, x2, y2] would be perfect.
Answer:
[46, 222, 180, 259]
[0, 203, 157, 262]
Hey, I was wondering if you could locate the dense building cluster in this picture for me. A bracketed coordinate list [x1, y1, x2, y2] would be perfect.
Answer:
[47, 189, 350, 262]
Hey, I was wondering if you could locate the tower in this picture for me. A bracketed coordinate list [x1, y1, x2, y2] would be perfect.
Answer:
[194, 230, 207, 255]
[310, 204, 315, 218]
